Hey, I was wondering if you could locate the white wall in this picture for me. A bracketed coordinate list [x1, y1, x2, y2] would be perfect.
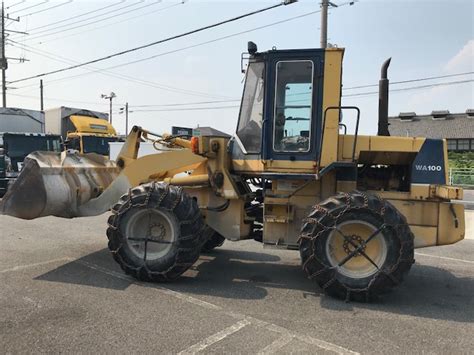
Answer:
[0, 108, 44, 133]
[109, 142, 170, 161]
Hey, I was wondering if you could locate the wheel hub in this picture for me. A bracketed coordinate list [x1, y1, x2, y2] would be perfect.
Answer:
[342, 235, 365, 256]
[149, 223, 166, 241]
[122, 208, 177, 260]
[326, 220, 388, 279]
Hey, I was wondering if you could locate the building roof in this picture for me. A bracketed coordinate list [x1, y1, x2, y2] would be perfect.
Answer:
[388, 109, 474, 139]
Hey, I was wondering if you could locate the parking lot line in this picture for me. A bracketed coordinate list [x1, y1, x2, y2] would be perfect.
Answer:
[75, 259, 359, 355]
[259, 322, 358, 355]
[415, 252, 474, 264]
[257, 334, 294, 354]
[0, 257, 73, 274]
[177, 319, 251, 355]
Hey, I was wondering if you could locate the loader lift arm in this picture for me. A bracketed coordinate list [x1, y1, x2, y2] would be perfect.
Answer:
[0, 126, 207, 219]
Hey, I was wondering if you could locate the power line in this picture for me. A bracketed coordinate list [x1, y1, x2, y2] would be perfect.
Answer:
[10, 77, 473, 112]
[10, 39, 473, 104]
[9, 0, 296, 84]
[6, 1, 26, 10]
[27, 2, 184, 45]
[12, 1, 357, 90]
[9, 40, 232, 99]
[342, 78, 474, 98]
[133, 79, 474, 109]
[19, 0, 73, 17]
[8, 0, 48, 15]
[22, 0, 161, 42]
[287, 72, 474, 97]
[131, 99, 241, 108]
[20, 0, 125, 32]
[12, 4, 326, 91]
[130, 79, 474, 111]
[9, 91, 110, 106]
[130, 105, 240, 112]
[344, 71, 474, 90]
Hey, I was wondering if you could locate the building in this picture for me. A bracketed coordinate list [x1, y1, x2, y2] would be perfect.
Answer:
[388, 109, 474, 152]
[0, 108, 44, 133]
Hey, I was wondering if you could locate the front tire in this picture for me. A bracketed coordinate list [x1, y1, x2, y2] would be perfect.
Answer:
[107, 182, 206, 282]
[299, 191, 414, 301]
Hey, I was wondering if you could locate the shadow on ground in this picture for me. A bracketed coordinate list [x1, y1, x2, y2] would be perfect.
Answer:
[35, 246, 474, 323]
[319, 263, 474, 323]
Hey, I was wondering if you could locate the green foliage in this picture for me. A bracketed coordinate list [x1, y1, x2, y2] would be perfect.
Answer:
[448, 152, 474, 186]
[448, 152, 474, 169]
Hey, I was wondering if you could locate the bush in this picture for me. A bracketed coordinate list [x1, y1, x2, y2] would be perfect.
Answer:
[448, 152, 474, 186]
[448, 152, 474, 169]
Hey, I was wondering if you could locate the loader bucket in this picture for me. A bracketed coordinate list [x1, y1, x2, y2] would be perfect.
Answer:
[0, 151, 120, 219]
[0, 147, 208, 220]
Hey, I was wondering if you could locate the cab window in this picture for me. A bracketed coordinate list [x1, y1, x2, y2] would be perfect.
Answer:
[66, 137, 81, 151]
[236, 62, 264, 153]
[273, 61, 313, 152]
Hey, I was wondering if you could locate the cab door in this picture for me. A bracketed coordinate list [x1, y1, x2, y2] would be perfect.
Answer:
[262, 51, 324, 165]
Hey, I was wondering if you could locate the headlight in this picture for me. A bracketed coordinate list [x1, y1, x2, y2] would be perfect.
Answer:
[4, 155, 12, 172]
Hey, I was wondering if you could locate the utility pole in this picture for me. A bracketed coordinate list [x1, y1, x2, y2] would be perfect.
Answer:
[101, 92, 116, 124]
[125, 102, 129, 134]
[109, 97, 113, 124]
[2, 2, 6, 107]
[320, 0, 328, 49]
[320, 1, 346, 49]
[1, 1, 27, 108]
[40, 79, 44, 111]
[119, 102, 129, 135]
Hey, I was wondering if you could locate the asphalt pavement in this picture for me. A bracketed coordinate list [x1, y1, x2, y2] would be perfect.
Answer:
[1, 212, 473, 354]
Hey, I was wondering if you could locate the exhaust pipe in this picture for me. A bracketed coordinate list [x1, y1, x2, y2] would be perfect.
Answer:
[378, 57, 391, 136]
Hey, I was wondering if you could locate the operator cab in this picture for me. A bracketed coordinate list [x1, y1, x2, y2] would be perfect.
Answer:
[235, 42, 326, 165]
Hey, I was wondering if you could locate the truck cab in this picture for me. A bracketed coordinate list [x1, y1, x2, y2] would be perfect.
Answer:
[64, 115, 119, 156]
[0, 132, 62, 197]
[44, 107, 119, 157]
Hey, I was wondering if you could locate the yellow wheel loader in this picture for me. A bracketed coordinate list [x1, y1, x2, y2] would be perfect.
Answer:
[1, 43, 465, 301]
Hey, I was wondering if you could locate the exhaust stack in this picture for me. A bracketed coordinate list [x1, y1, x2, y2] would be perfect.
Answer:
[378, 57, 391, 136]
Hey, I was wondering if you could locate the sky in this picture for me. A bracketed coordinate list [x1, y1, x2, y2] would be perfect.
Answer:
[4, 0, 474, 135]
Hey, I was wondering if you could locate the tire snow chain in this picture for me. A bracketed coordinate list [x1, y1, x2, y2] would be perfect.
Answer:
[299, 192, 410, 299]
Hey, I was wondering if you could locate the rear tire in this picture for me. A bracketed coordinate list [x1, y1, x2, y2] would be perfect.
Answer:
[107, 182, 206, 282]
[299, 191, 414, 301]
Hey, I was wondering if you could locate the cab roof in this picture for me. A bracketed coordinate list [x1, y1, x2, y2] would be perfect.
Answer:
[69, 115, 117, 136]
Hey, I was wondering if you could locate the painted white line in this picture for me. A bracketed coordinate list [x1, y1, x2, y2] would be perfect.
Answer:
[0, 257, 73, 274]
[293, 332, 359, 355]
[415, 252, 474, 265]
[75, 260, 134, 281]
[258, 334, 294, 354]
[78, 261, 358, 355]
[260, 322, 358, 355]
[177, 319, 250, 355]
[153, 285, 222, 311]
[75, 260, 222, 311]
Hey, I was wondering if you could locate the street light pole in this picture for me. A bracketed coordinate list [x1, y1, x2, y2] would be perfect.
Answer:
[101, 92, 116, 124]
